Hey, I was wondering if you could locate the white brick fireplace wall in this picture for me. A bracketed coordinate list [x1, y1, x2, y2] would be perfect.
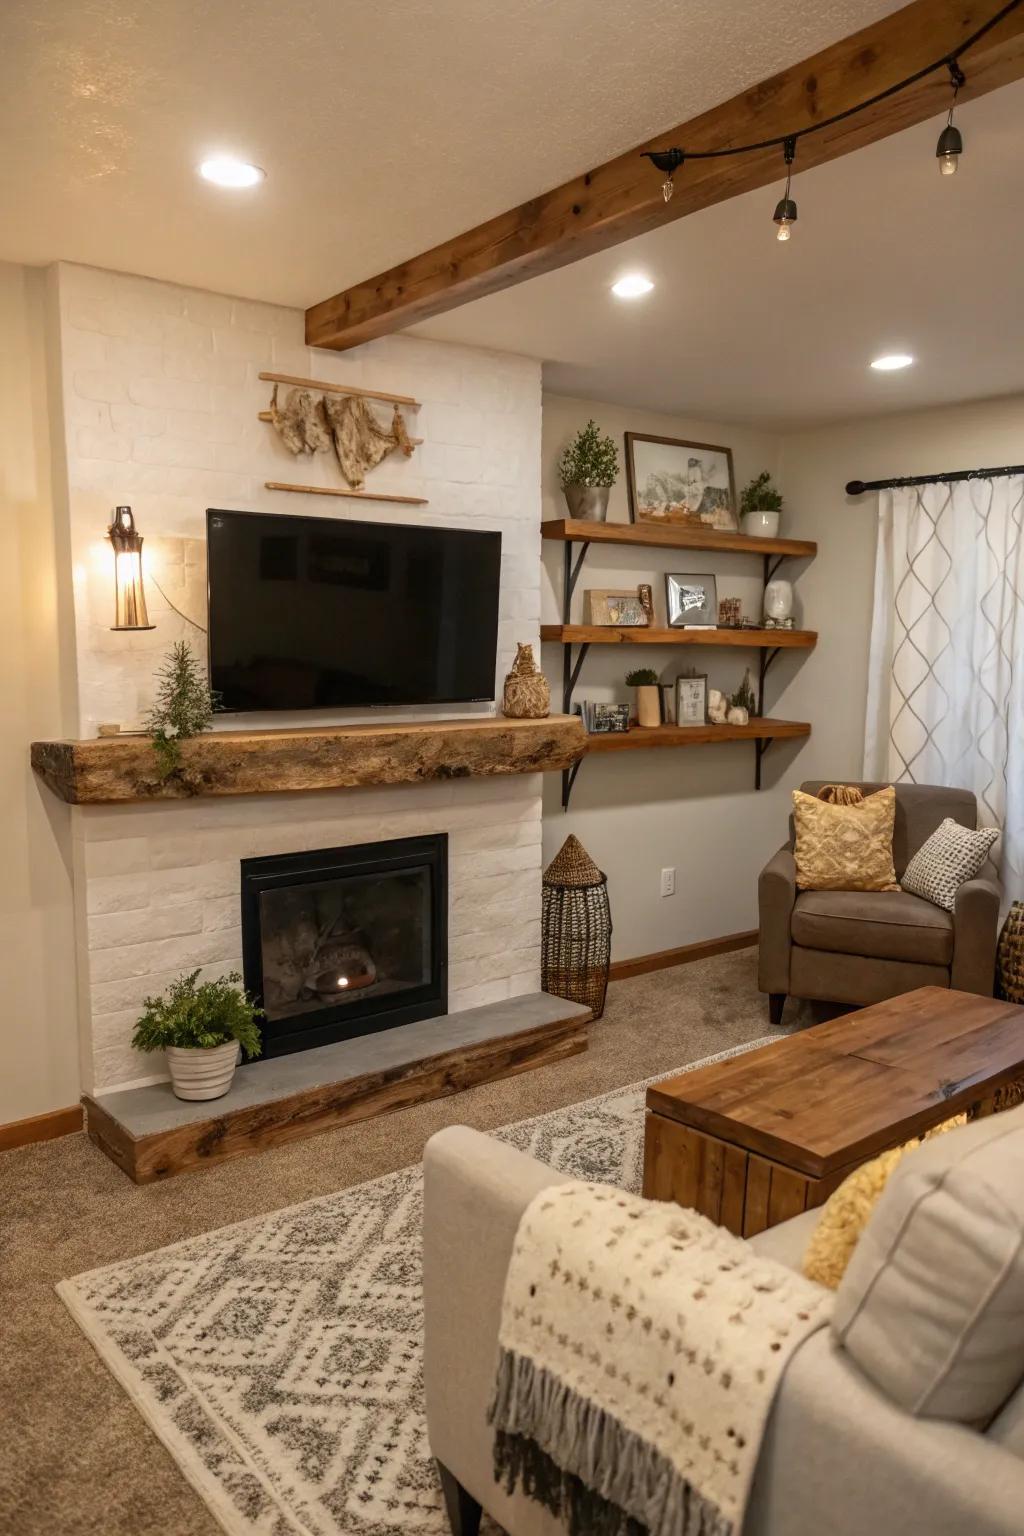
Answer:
[50, 262, 545, 1093]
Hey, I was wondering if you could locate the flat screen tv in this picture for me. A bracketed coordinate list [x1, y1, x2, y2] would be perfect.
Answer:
[206, 508, 501, 713]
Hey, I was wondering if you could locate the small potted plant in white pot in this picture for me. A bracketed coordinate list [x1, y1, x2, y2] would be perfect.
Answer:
[626, 666, 661, 728]
[131, 969, 263, 1101]
[559, 419, 618, 521]
[739, 471, 784, 538]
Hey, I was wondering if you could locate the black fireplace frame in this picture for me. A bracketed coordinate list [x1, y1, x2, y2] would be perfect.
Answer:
[240, 833, 448, 1059]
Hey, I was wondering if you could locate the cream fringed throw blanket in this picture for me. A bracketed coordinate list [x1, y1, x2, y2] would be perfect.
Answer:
[489, 1182, 831, 1536]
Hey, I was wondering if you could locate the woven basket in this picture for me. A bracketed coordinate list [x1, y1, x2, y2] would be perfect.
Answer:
[541, 835, 611, 1019]
[997, 901, 1024, 1005]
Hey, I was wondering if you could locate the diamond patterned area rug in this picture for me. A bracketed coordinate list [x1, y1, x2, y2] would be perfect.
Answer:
[59, 1037, 777, 1536]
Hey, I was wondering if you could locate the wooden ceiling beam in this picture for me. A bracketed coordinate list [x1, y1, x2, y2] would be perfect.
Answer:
[306, 0, 1024, 351]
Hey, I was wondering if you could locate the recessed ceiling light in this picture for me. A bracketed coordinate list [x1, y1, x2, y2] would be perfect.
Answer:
[870, 353, 915, 372]
[198, 157, 265, 189]
[611, 274, 654, 299]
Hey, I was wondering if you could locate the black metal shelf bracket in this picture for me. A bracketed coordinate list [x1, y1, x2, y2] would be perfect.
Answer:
[561, 759, 583, 811]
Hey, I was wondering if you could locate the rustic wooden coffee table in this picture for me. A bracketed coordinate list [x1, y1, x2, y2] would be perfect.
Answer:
[643, 987, 1024, 1236]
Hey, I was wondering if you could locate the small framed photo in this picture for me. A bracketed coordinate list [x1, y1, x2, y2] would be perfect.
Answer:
[625, 433, 737, 531]
[676, 673, 709, 726]
[589, 702, 630, 734]
[666, 572, 718, 628]
[584, 588, 650, 627]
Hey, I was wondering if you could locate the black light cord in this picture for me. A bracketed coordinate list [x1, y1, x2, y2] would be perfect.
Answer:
[642, 0, 1020, 176]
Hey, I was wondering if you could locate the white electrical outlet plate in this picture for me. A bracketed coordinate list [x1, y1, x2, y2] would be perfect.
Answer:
[660, 867, 676, 897]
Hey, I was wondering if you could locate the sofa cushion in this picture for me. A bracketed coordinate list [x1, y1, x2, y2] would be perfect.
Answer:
[791, 889, 954, 965]
[797, 781, 978, 877]
[792, 786, 900, 892]
[832, 1103, 1024, 1422]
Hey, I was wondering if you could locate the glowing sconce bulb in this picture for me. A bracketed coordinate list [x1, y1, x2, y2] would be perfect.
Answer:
[108, 506, 155, 631]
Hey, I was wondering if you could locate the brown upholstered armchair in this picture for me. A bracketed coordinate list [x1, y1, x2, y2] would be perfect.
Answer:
[759, 781, 1001, 1022]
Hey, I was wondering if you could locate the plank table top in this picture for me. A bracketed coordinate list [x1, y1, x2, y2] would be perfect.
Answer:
[646, 987, 1024, 1179]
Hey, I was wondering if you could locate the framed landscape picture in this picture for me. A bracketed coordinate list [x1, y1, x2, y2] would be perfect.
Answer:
[625, 433, 737, 531]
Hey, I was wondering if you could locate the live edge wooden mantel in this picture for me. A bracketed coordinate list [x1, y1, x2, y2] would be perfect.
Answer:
[31, 715, 587, 805]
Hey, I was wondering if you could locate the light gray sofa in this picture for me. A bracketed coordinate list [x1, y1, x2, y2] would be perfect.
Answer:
[423, 1109, 1024, 1536]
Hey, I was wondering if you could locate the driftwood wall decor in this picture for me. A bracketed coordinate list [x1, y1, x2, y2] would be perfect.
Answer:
[259, 370, 424, 505]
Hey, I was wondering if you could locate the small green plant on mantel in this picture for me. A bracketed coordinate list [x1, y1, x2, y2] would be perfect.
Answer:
[131, 970, 263, 1057]
[740, 471, 784, 515]
[144, 640, 221, 780]
[625, 667, 659, 687]
[558, 419, 619, 488]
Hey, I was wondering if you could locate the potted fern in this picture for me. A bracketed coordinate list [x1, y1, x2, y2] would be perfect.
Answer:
[739, 472, 784, 538]
[559, 419, 618, 522]
[131, 970, 263, 1101]
[626, 666, 661, 728]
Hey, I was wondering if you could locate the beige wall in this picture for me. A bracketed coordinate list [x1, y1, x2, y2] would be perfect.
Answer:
[777, 391, 1024, 794]
[541, 394, 800, 962]
[542, 388, 1024, 965]
[0, 263, 78, 1123]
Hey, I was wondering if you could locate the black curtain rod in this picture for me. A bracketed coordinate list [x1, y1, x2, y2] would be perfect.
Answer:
[846, 465, 1024, 495]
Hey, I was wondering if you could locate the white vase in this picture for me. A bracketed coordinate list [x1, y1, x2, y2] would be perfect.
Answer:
[763, 579, 794, 623]
[166, 1040, 239, 1101]
[741, 509, 780, 539]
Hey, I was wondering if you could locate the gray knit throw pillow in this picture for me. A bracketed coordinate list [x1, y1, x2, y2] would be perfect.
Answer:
[902, 818, 999, 911]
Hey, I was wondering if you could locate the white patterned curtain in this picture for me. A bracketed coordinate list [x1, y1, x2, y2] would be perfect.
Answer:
[863, 476, 1024, 903]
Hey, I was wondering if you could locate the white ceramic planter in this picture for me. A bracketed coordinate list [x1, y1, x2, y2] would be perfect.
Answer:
[741, 509, 780, 539]
[764, 578, 794, 622]
[166, 1040, 239, 1101]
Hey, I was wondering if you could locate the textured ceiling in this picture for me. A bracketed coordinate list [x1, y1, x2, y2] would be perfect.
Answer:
[416, 81, 1024, 426]
[1, 0, 903, 307]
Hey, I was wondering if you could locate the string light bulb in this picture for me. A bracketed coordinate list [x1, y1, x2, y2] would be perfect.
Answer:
[936, 61, 966, 175]
[772, 137, 798, 242]
[643, 149, 685, 204]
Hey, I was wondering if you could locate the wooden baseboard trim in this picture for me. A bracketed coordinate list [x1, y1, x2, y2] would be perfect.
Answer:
[0, 1104, 84, 1152]
[609, 930, 758, 983]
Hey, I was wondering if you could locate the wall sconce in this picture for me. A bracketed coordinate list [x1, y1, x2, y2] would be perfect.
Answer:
[108, 505, 155, 631]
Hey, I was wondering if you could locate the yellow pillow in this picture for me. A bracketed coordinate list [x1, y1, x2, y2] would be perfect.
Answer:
[792, 784, 900, 892]
[803, 1115, 966, 1289]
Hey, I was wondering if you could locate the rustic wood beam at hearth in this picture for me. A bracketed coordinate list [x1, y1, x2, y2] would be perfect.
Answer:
[305, 0, 1024, 351]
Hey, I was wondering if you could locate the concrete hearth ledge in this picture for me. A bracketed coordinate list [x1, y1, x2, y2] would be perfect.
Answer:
[83, 991, 592, 1181]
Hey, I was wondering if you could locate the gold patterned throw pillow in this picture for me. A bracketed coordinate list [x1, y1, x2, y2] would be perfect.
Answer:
[792, 784, 900, 892]
[803, 1115, 966, 1289]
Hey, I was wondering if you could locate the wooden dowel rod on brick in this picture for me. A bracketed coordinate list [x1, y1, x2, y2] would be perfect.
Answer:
[265, 481, 428, 506]
[258, 371, 420, 408]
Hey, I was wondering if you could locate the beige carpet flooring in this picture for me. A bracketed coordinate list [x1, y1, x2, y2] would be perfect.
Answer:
[1, 950, 799, 1536]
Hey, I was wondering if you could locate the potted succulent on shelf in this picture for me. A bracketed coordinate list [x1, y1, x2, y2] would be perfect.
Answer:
[558, 419, 619, 522]
[626, 666, 661, 728]
[739, 471, 784, 538]
[131, 969, 263, 1101]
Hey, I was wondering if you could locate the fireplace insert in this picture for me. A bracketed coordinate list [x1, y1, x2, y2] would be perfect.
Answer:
[240, 834, 447, 1058]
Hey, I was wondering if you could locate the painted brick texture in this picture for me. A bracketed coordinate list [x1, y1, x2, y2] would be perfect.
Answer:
[52, 264, 545, 1093]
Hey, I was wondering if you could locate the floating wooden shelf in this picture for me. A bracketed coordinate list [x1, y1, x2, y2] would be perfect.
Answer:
[541, 518, 817, 559]
[585, 719, 811, 753]
[258, 370, 420, 409]
[541, 624, 817, 649]
[265, 481, 428, 506]
[31, 715, 586, 805]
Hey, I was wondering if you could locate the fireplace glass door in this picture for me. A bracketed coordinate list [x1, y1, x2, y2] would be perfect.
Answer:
[241, 835, 447, 1058]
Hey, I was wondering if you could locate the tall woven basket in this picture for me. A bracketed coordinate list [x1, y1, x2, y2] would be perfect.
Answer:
[997, 901, 1024, 1004]
[542, 835, 612, 1020]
